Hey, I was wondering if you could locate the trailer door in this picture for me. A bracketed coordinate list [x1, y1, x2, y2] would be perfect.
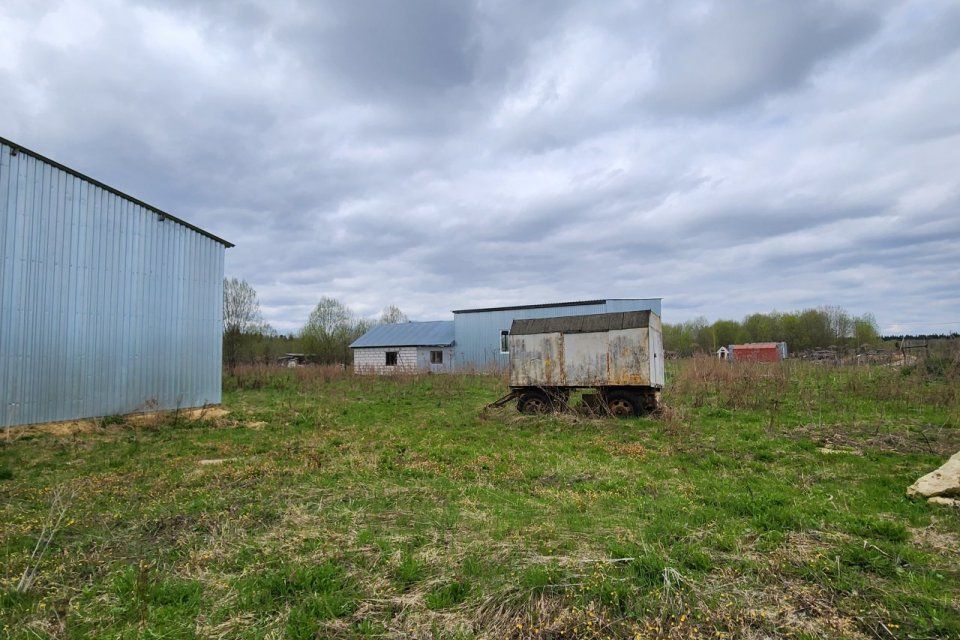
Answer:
[648, 326, 664, 386]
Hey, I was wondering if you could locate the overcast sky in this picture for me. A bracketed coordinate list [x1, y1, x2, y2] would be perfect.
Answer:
[2, 1, 958, 334]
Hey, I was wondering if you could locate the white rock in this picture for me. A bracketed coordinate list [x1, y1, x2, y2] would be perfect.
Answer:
[907, 451, 960, 498]
[927, 496, 960, 507]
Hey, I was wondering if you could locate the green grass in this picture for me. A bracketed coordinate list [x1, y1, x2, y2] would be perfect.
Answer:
[1, 361, 958, 638]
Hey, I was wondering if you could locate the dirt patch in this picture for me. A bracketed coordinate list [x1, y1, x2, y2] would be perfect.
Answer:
[927, 496, 960, 507]
[737, 577, 869, 639]
[910, 522, 960, 555]
[711, 532, 872, 639]
[198, 458, 235, 466]
[790, 421, 960, 456]
[818, 446, 863, 456]
[127, 407, 230, 425]
[4, 406, 230, 437]
[5, 419, 105, 438]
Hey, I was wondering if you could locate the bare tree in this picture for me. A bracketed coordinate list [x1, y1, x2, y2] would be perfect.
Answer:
[223, 278, 268, 366]
[224, 278, 265, 334]
[379, 305, 408, 325]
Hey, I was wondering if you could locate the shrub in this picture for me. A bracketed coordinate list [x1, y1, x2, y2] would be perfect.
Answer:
[666, 356, 790, 410]
[223, 364, 349, 392]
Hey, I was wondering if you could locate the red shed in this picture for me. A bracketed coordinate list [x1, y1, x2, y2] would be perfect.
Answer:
[730, 342, 785, 362]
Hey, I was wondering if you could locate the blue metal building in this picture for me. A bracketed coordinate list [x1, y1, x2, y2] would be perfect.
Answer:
[0, 136, 232, 427]
[352, 298, 662, 373]
[452, 299, 662, 371]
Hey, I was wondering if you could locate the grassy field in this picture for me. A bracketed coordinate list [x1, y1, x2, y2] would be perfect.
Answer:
[2, 360, 959, 639]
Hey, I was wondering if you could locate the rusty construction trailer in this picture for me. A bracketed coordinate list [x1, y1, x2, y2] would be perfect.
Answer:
[501, 310, 665, 417]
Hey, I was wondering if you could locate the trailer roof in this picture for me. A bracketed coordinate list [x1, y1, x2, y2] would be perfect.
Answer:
[510, 310, 652, 335]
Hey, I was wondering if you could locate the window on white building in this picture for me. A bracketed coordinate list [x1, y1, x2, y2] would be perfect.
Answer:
[500, 330, 509, 353]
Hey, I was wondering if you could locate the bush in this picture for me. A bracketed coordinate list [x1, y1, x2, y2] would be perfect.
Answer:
[223, 364, 349, 392]
[665, 357, 959, 416]
[665, 356, 789, 410]
[924, 355, 959, 378]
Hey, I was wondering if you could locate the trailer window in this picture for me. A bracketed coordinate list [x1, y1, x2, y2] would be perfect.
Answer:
[430, 350, 443, 364]
[500, 330, 509, 353]
[385, 351, 398, 366]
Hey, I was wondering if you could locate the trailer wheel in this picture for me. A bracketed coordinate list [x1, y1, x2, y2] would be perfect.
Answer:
[518, 390, 552, 414]
[606, 392, 640, 418]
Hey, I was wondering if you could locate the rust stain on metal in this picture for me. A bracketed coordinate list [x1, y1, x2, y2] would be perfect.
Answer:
[509, 314, 663, 388]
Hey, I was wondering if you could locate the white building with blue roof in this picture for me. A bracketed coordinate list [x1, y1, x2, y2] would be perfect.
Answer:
[350, 298, 661, 374]
[350, 320, 455, 373]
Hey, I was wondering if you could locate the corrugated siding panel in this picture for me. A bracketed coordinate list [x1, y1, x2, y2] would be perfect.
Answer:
[0, 142, 224, 427]
[453, 299, 661, 371]
[604, 299, 662, 315]
[453, 302, 606, 371]
[731, 345, 781, 363]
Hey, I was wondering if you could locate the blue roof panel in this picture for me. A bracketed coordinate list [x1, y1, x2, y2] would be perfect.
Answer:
[350, 321, 455, 348]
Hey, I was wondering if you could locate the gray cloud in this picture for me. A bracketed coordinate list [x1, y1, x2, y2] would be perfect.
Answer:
[288, 0, 479, 99]
[1, 0, 958, 335]
[648, 1, 882, 113]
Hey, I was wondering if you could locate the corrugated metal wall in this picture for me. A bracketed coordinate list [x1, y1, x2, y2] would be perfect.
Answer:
[453, 299, 662, 371]
[0, 140, 226, 427]
[603, 299, 663, 315]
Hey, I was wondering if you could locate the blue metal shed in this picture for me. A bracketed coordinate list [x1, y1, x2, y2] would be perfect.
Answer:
[0, 136, 231, 427]
[452, 298, 661, 371]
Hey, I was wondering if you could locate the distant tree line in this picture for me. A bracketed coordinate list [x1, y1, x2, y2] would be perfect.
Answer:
[224, 281, 887, 364]
[662, 306, 881, 357]
[882, 333, 960, 341]
[222, 278, 408, 366]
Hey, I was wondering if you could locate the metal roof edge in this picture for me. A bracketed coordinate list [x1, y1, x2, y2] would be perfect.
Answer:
[351, 342, 455, 349]
[452, 299, 606, 314]
[0, 135, 234, 248]
[732, 342, 784, 348]
[452, 298, 662, 314]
